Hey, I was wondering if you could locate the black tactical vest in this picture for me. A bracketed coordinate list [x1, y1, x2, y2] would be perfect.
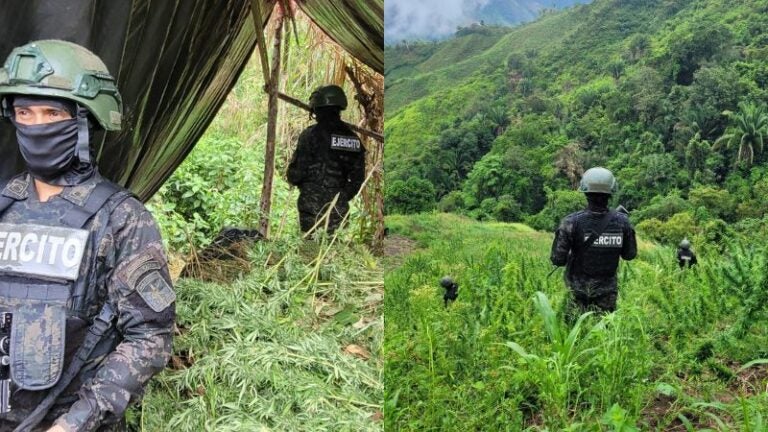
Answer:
[678, 249, 694, 266]
[0, 174, 130, 421]
[305, 122, 363, 190]
[571, 211, 625, 277]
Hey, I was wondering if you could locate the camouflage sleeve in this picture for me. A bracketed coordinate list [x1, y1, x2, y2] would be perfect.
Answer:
[344, 137, 367, 199]
[621, 218, 638, 261]
[550, 216, 574, 266]
[54, 198, 175, 432]
[287, 129, 313, 186]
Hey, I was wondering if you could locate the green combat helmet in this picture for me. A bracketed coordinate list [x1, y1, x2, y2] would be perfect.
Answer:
[0, 39, 122, 130]
[578, 167, 618, 194]
[679, 239, 691, 249]
[309, 84, 348, 111]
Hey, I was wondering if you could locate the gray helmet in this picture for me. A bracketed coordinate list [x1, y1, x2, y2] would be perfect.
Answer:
[578, 167, 618, 194]
[679, 239, 691, 249]
[0, 39, 122, 130]
[309, 85, 348, 111]
[440, 276, 455, 288]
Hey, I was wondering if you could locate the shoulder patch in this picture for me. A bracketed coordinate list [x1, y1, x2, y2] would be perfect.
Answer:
[330, 134, 362, 152]
[3, 174, 31, 200]
[136, 270, 175, 312]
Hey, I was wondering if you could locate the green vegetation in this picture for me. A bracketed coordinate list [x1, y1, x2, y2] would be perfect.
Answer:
[384, 213, 768, 431]
[384, 0, 768, 245]
[136, 236, 383, 431]
[127, 17, 383, 431]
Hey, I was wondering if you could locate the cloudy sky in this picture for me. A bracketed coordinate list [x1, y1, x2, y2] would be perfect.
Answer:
[385, 0, 592, 44]
[385, 0, 491, 44]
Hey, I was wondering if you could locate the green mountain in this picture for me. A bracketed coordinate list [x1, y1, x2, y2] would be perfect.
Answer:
[476, 0, 591, 25]
[384, 0, 768, 244]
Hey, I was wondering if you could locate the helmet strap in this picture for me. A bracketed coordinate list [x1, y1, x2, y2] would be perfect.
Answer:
[0, 97, 10, 118]
[76, 105, 90, 164]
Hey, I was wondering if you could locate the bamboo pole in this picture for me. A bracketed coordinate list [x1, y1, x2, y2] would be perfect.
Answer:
[345, 65, 384, 255]
[276, 92, 384, 142]
[249, 0, 273, 89]
[257, 8, 284, 238]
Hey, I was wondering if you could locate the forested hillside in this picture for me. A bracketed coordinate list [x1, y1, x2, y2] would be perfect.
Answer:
[384, 0, 768, 247]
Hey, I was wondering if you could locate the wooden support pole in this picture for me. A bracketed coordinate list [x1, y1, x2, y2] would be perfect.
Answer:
[249, 0, 273, 89]
[257, 9, 284, 238]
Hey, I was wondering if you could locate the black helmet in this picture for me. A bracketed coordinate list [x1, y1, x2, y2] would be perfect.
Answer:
[309, 85, 347, 111]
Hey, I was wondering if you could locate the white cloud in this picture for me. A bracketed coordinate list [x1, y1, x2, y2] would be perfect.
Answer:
[385, 0, 491, 43]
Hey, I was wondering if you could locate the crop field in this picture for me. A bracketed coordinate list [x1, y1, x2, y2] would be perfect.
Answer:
[384, 213, 768, 431]
[133, 236, 384, 431]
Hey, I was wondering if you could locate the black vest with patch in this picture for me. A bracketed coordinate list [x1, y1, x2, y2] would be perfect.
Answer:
[305, 121, 363, 190]
[571, 211, 626, 277]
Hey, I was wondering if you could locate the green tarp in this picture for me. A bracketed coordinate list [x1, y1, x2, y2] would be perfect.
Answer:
[0, 0, 383, 201]
[299, 0, 384, 73]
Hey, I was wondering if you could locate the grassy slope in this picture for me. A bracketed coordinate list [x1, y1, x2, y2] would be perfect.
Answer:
[385, 10, 579, 115]
[384, 213, 768, 431]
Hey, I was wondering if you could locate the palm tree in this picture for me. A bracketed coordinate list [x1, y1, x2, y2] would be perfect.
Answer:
[685, 132, 711, 176]
[554, 142, 584, 189]
[485, 105, 510, 136]
[714, 102, 768, 166]
[674, 108, 719, 142]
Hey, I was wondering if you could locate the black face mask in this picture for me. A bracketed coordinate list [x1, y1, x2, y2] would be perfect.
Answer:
[12, 117, 79, 182]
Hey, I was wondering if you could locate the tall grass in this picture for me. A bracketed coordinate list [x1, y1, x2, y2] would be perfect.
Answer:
[384, 213, 768, 431]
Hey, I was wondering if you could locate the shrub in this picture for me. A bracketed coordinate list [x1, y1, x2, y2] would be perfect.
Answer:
[385, 177, 436, 214]
[526, 189, 585, 231]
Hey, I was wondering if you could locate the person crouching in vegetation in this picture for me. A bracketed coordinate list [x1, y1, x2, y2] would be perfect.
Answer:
[677, 238, 697, 269]
[550, 167, 637, 321]
[287, 85, 366, 234]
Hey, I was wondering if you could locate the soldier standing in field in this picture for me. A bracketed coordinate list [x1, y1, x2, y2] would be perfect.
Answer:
[287, 85, 366, 234]
[677, 238, 698, 269]
[0, 40, 174, 432]
[550, 167, 637, 320]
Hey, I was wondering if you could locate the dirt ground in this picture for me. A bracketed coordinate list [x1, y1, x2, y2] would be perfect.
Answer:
[382, 234, 418, 270]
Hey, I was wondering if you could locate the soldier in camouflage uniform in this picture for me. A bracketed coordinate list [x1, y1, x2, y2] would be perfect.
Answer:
[287, 85, 366, 233]
[0, 40, 174, 432]
[550, 167, 637, 320]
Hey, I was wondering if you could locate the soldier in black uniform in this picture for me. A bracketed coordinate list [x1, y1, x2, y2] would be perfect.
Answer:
[550, 167, 637, 320]
[676, 239, 697, 269]
[287, 85, 366, 233]
[0, 40, 174, 432]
